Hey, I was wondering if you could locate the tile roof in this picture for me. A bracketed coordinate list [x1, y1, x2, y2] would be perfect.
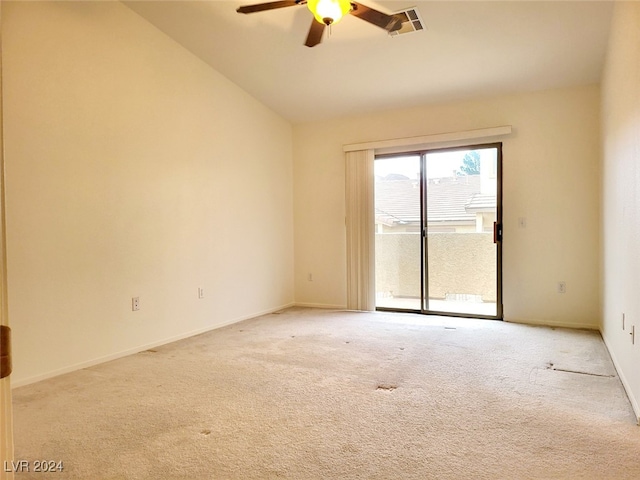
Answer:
[375, 175, 493, 226]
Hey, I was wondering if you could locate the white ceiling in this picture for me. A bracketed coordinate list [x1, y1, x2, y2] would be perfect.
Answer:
[124, 1, 614, 124]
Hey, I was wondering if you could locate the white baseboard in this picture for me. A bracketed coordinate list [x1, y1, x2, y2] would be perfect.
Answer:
[504, 317, 599, 330]
[11, 302, 296, 389]
[601, 331, 640, 425]
[293, 302, 346, 310]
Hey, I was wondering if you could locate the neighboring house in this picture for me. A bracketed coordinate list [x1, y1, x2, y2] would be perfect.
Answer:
[375, 174, 496, 233]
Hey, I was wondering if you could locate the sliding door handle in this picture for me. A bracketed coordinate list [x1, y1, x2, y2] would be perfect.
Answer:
[493, 222, 502, 243]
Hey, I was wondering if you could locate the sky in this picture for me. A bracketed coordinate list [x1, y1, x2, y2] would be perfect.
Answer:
[375, 148, 497, 180]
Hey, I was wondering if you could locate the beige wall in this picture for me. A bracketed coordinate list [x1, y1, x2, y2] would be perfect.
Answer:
[601, 1, 640, 422]
[3, 1, 294, 385]
[294, 85, 601, 328]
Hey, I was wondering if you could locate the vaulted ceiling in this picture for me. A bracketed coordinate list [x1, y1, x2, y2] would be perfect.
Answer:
[124, 1, 614, 124]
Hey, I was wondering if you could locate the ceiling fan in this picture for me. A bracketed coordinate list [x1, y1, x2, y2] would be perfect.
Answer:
[237, 0, 404, 47]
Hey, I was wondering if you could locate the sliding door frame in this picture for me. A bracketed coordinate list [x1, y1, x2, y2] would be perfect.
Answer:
[375, 142, 503, 320]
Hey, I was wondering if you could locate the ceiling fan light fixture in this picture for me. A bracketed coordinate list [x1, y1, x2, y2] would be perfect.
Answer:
[307, 0, 351, 25]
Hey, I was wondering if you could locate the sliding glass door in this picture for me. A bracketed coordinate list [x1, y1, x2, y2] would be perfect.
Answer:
[374, 144, 502, 319]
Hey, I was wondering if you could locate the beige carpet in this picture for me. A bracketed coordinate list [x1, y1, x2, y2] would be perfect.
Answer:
[11, 308, 640, 479]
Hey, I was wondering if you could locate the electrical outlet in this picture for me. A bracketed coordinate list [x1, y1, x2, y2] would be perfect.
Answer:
[557, 282, 566, 294]
[132, 297, 140, 311]
[198, 287, 204, 299]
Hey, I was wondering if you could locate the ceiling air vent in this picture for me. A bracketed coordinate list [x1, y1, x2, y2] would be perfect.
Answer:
[389, 7, 425, 37]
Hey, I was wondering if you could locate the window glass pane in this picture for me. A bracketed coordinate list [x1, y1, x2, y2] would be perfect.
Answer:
[374, 155, 422, 310]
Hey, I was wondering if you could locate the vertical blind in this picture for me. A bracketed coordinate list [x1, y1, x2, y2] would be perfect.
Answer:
[345, 149, 375, 311]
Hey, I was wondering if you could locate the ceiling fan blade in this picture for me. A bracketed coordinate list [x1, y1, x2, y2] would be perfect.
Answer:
[237, 0, 300, 14]
[348, 1, 403, 32]
[305, 19, 325, 47]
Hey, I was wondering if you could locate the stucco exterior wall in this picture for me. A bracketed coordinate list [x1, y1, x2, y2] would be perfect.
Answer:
[375, 233, 496, 302]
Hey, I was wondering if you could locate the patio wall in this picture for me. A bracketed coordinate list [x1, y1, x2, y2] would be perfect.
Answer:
[375, 232, 496, 302]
